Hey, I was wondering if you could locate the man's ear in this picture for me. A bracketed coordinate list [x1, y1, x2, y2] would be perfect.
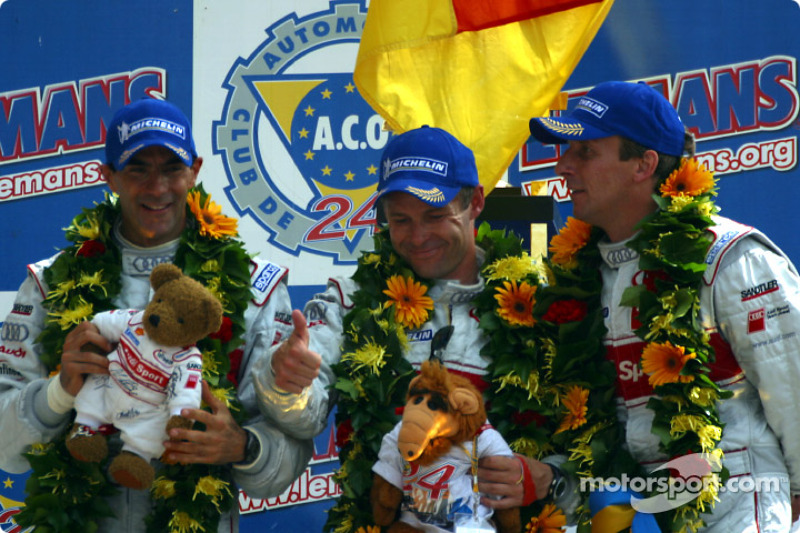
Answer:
[469, 185, 485, 219]
[189, 156, 203, 188]
[633, 150, 659, 183]
[101, 164, 117, 193]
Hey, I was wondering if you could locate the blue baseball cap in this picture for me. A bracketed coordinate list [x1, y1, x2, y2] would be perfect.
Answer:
[105, 98, 197, 170]
[529, 81, 686, 156]
[377, 126, 479, 207]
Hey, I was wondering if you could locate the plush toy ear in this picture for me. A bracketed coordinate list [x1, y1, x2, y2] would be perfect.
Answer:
[448, 387, 480, 415]
[150, 263, 183, 290]
[202, 297, 224, 336]
[406, 375, 422, 399]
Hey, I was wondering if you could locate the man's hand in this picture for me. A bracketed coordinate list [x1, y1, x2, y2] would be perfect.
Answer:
[477, 454, 552, 510]
[792, 494, 800, 523]
[59, 321, 112, 396]
[271, 309, 321, 394]
[162, 381, 247, 465]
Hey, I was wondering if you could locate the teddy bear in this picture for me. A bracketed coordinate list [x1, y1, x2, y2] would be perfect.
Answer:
[65, 263, 223, 490]
[371, 360, 521, 533]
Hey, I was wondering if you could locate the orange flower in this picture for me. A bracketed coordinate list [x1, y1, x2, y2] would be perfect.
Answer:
[525, 502, 567, 533]
[494, 280, 536, 327]
[659, 158, 716, 198]
[383, 275, 434, 330]
[549, 217, 592, 269]
[187, 190, 239, 239]
[641, 341, 696, 387]
[555, 386, 589, 434]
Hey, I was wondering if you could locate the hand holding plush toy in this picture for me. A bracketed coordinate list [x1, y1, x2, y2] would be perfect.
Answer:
[371, 360, 521, 533]
[65, 263, 223, 490]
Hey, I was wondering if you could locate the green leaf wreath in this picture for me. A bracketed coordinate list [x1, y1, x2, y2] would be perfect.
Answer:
[15, 185, 253, 533]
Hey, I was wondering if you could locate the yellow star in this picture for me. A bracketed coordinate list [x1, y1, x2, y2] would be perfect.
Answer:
[3, 477, 12, 489]
[298, 128, 309, 139]
[366, 164, 378, 175]
[304, 150, 315, 160]
[322, 165, 332, 176]
[321, 88, 333, 99]
[344, 170, 355, 181]
[304, 105, 315, 117]
[344, 82, 356, 93]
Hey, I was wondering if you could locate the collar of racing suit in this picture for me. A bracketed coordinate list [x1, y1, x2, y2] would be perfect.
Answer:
[597, 233, 641, 269]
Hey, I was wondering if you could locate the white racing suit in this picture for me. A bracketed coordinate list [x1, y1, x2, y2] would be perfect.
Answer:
[254, 248, 579, 511]
[0, 226, 313, 532]
[599, 216, 800, 531]
[75, 309, 205, 461]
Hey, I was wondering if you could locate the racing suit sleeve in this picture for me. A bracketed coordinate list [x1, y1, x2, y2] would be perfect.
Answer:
[0, 258, 74, 473]
[713, 239, 800, 495]
[233, 271, 316, 497]
[541, 454, 581, 523]
[253, 278, 349, 440]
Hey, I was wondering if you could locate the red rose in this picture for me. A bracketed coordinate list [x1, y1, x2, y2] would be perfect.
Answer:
[76, 239, 106, 258]
[641, 270, 670, 293]
[226, 348, 243, 388]
[336, 419, 354, 449]
[210, 316, 233, 343]
[542, 299, 588, 324]
[512, 410, 547, 428]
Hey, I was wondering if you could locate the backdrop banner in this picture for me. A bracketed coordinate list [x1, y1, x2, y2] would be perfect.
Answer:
[1, 0, 799, 531]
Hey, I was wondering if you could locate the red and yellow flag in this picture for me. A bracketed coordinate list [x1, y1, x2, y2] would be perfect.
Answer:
[354, 0, 614, 192]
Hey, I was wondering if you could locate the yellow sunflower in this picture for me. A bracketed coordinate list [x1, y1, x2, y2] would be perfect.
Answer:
[383, 275, 434, 329]
[341, 340, 388, 375]
[494, 280, 536, 327]
[555, 386, 589, 434]
[484, 253, 538, 281]
[525, 502, 567, 533]
[187, 190, 239, 238]
[549, 217, 592, 270]
[659, 158, 716, 198]
[641, 341, 696, 387]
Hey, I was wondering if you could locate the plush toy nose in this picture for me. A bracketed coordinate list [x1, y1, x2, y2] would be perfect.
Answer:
[149, 314, 160, 327]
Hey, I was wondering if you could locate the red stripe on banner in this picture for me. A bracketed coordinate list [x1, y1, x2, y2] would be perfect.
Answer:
[452, 0, 604, 32]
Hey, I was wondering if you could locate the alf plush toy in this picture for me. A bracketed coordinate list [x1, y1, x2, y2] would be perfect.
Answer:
[371, 360, 521, 533]
[65, 263, 223, 490]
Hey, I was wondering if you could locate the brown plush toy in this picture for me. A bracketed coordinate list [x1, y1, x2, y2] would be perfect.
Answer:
[65, 263, 223, 490]
[371, 360, 521, 533]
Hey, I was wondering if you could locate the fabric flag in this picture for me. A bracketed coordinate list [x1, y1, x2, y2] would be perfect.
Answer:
[354, 0, 615, 192]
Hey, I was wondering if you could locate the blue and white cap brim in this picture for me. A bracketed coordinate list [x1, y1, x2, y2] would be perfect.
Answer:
[115, 137, 195, 170]
[376, 177, 460, 207]
[529, 116, 612, 145]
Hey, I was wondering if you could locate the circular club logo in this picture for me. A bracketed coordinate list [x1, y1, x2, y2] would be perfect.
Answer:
[214, 1, 389, 265]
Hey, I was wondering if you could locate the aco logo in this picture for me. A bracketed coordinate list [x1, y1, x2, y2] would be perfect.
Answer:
[214, 1, 388, 265]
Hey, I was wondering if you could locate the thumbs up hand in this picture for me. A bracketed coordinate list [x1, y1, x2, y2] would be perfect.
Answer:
[271, 309, 321, 394]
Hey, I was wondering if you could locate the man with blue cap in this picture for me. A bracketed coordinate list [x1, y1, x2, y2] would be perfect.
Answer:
[255, 125, 561, 530]
[0, 98, 311, 531]
[527, 80, 800, 531]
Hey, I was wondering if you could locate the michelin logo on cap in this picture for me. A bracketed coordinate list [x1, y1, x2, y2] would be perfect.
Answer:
[384, 157, 449, 178]
[118, 118, 187, 144]
[575, 97, 608, 119]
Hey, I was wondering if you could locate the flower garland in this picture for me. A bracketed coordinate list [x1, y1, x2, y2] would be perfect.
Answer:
[325, 157, 728, 533]
[324, 222, 564, 532]
[15, 185, 253, 533]
[531, 157, 731, 532]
